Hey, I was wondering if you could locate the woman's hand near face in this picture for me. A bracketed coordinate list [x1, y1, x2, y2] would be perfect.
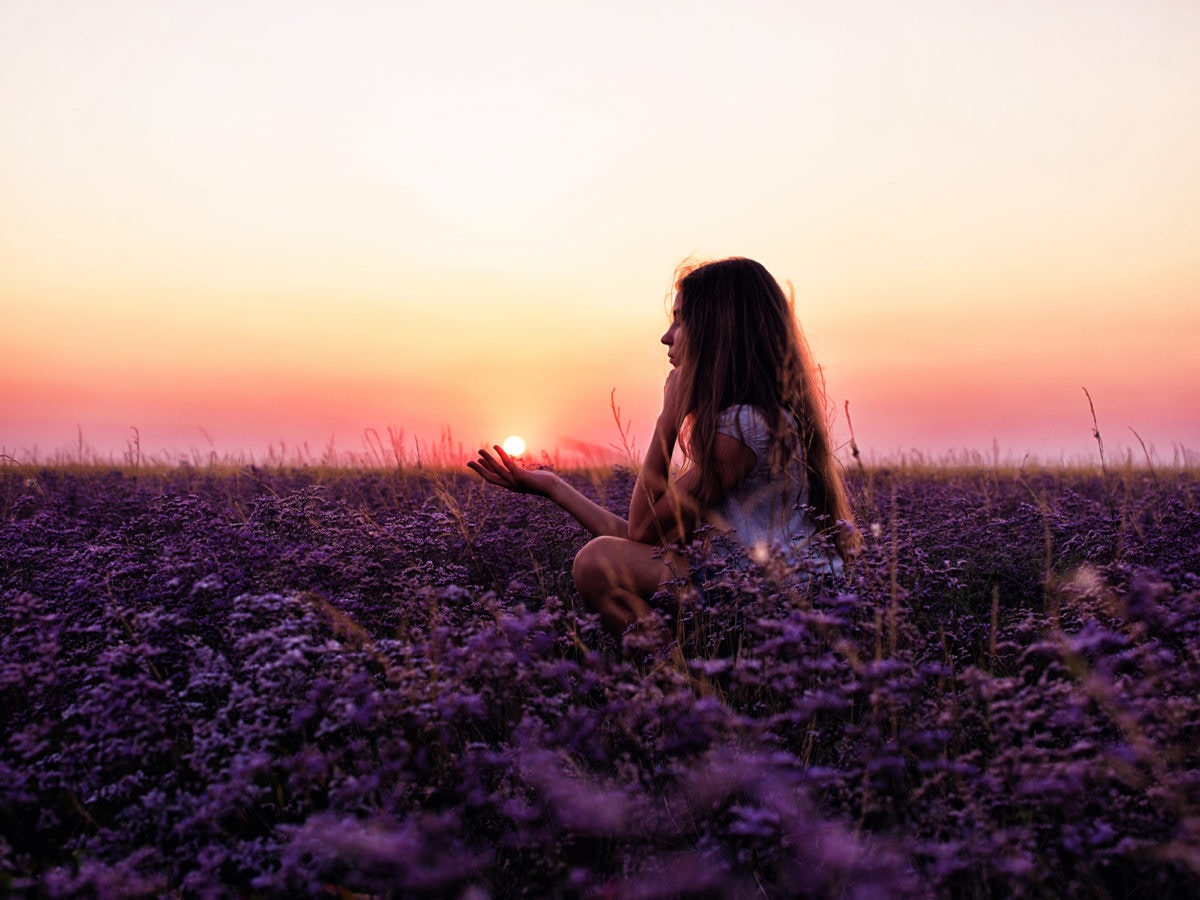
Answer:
[468, 445, 558, 496]
[660, 367, 687, 435]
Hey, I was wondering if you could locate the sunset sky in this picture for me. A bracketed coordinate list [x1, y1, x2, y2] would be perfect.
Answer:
[3, 0, 1198, 467]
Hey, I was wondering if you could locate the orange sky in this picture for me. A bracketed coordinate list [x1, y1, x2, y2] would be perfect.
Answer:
[3, 1, 1198, 467]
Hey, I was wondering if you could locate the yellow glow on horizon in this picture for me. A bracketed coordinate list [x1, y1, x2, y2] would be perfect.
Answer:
[502, 436, 526, 457]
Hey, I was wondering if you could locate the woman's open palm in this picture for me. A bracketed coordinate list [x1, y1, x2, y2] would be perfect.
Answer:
[468, 445, 555, 496]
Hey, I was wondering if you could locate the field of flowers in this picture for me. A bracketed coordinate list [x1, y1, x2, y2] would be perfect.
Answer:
[2, 459, 1199, 897]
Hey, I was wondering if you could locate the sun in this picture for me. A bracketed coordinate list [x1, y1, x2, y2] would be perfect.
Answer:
[501, 435, 526, 457]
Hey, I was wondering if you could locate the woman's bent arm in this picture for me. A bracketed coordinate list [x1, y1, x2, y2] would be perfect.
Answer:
[627, 415, 696, 545]
[627, 422, 756, 545]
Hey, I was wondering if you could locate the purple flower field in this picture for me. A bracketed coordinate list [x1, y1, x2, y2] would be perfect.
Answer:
[2, 462, 1199, 897]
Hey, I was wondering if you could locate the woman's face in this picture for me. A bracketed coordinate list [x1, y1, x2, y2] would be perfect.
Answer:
[661, 291, 685, 368]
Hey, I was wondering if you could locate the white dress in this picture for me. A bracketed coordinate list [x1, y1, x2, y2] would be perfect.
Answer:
[706, 404, 842, 575]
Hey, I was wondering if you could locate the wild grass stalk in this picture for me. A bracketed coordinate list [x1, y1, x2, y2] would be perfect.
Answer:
[1083, 385, 1118, 521]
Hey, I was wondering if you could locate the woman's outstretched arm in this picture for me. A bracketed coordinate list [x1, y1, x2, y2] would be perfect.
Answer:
[468, 445, 629, 538]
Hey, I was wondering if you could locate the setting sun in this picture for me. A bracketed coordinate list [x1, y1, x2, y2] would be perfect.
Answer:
[502, 435, 526, 457]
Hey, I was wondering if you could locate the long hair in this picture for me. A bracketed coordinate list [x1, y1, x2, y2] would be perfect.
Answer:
[673, 257, 858, 557]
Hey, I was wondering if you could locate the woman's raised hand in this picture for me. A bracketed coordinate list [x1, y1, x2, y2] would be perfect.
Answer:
[660, 367, 687, 435]
[467, 445, 557, 495]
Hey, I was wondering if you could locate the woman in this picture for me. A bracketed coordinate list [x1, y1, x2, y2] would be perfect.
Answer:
[468, 257, 857, 639]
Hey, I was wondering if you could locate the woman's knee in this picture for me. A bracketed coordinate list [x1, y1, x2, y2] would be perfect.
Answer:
[572, 535, 622, 597]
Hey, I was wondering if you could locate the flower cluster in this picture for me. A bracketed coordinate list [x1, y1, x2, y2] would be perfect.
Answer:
[1, 464, 1198, 896]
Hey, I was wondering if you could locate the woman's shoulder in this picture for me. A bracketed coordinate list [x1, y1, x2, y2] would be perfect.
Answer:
[716, 404, 771, 448]
[717, 403, 770, 428]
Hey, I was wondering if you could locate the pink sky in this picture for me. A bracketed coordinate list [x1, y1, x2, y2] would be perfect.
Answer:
[3, 1, 1198, 467]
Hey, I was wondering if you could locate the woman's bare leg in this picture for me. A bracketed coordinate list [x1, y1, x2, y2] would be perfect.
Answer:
[572, 535, 688, 638]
